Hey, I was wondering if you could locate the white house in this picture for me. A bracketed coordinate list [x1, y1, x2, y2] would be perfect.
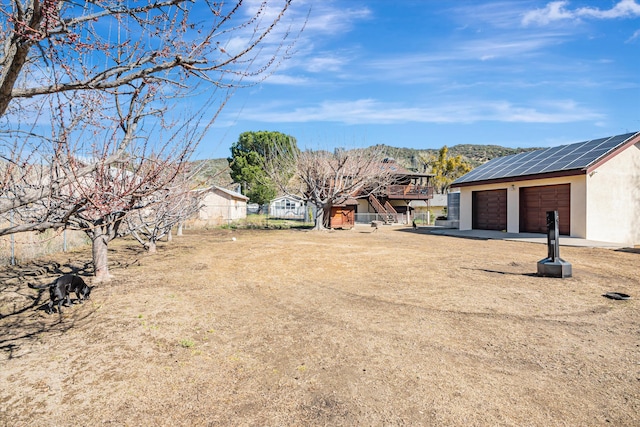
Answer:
[451, 131, 640, 246]
[197, 186, 249, 225]
[269, 195, 307, 219]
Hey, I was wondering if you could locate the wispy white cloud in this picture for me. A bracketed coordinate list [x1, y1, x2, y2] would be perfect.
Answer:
[302, 3, 372, 34]
[345, 32, 568, 88]
[453, 2, 539, 29]
[369, 35, 558, 66]
[251, 1, 370, 84]
[627, 28, 640, 42]
[523, 0, 640, 26]
[455, 34, 564, 60]
[212, 1, 311, 75]
[267, 2, 576, 89]
[304, 55, 348, 73]
[522, 1, 574, 26]
[261, 74, 310, 85]
[576, 0, 640, 19]
[239, 0, 371, 39]
[262, 3, 568, 89]
[214, 0, 367, 70]
[236, 98, 603, 125]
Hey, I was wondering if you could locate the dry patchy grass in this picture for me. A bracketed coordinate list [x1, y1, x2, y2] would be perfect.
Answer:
[0, 226, 638, 426]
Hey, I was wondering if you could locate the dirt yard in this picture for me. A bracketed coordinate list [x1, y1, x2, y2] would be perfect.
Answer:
[0, 226, 638, 426]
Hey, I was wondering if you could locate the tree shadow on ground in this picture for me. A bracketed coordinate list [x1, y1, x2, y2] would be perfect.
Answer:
[0, 239, 149, 360]
[0, 260, 96, 360]
[0, 308, 96, 360]
[0, 260, 94, 317]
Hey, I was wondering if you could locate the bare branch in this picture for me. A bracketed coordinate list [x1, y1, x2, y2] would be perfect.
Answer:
[265, 146, 396, 230]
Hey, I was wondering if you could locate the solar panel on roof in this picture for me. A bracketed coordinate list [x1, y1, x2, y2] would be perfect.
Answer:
[452, 131, 640, 185]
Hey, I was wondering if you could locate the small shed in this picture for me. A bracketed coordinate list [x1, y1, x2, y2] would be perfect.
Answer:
[197, 186, 249, 225]
[329, 197, 358, 229]
[451, 131, 640, 246]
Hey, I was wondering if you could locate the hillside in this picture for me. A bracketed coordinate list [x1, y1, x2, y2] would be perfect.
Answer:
[373, 144, 541, 169]
[190, 144, 541, 187]
[187, 158, 233, 189]
[447, 144, 542, 167]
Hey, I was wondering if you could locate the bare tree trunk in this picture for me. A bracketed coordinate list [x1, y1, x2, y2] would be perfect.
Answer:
[0, 8, 34, 117]
[91, 228, 111, 282]
[147, 240, 157, 253]
[177, 222, 184, 236]
[167, 229, 173, 242]
[270, 148, 395, 233]
[313, 204, 327, 230]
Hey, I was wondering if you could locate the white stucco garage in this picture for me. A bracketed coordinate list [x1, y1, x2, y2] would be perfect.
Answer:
[451, 131, 640, 246]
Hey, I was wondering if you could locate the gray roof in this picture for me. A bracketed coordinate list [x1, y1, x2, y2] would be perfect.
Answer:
[453, 131, 640, 186]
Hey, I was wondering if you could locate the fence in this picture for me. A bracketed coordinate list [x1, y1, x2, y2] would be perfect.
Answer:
[412, 212, 431, 225]
[269, 205, 307, 220]
[355, 213, 408, 225]
[0, 228, 90, 266]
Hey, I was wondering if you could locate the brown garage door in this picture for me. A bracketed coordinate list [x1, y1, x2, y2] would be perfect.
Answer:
[472, 189, 507, 230]
[519, 184, 570, 235]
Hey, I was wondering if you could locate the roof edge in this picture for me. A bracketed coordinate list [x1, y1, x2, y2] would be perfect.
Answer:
[211, 185, 249, 200]
[453, 131, 640, 187]
[453, 168, 585, 188]
[585, 131, 640, 174]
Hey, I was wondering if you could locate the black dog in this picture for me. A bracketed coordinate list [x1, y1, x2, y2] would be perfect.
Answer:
[29, 274, 92, 314]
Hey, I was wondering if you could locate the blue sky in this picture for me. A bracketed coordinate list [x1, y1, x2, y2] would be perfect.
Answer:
[198, 0, 640, 159]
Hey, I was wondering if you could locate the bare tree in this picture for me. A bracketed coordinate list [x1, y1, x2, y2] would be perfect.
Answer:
[1, 1, 296, 116]
[3, 75, 153, 228]
[270, 147, 396, 230]
[32, 77, 198, 281]
[64, 145, 192, 281]
[0, 0, 300, 223]
[125, 174, 202, 254]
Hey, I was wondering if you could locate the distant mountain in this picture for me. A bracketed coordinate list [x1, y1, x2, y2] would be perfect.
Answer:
[446, 144, 542, 167]
[372, 144, 542, 169]
[190, 144, 542, 187]
[187, 158, 233, 189]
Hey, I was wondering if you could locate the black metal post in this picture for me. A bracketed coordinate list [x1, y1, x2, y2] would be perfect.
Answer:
[546, 210, 560, 262]
[537, 210, 572, 278]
